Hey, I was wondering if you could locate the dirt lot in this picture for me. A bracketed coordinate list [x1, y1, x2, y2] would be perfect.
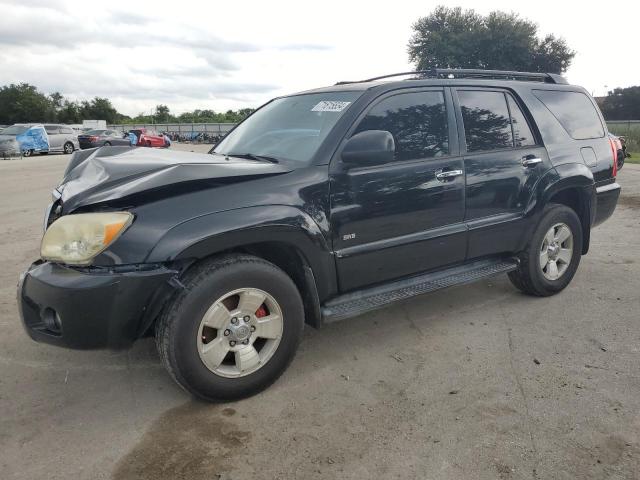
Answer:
[1, 146, 639, 480]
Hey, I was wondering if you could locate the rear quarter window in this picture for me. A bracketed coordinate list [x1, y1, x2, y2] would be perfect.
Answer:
[533, 90, 604, 140]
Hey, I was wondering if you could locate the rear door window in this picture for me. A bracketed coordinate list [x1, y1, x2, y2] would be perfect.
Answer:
[506, 94, 535, 147]
[354, 90, 449, 162]
[533, 90, 604, 139]
[44, 125, 60, 134]
[458, 90, 513, 152]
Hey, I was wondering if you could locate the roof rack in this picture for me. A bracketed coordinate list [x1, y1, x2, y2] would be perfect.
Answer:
[335, 69, 568, 85]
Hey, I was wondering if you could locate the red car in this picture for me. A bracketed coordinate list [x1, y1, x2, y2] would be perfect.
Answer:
[130, 128, 167, 148]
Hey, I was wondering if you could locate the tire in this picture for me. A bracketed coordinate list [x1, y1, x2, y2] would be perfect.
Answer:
[146, 140, 152, 147]
[63, 142, 74, 154]
[156, 254, 304, 401]
[22, 149, 33, 157]
[104, 141, 112, 146]
[508, 204, 582, 296]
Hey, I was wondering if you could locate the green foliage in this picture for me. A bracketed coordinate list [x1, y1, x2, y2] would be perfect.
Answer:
[0, 83, 255, 126]
[154, 104, 171, 123]
[0, 83, 55, 124]
[601, 86, 640, 121]
[408, 6, 575, 73]
[78, 97, 120, 124]
[0, 84, 125, 125]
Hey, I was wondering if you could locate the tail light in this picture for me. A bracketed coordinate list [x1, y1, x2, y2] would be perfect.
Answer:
[608, 137, 618, 178]
[89, 136, 99, 142]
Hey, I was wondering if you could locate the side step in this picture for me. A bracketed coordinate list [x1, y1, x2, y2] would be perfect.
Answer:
[322, 258, 518, 323]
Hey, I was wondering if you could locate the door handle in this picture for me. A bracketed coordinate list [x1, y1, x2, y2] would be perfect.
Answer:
[522, 156, 543, 167]
[435, 169, 463, 181]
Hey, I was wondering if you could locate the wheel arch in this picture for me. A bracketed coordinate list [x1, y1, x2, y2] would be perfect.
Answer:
[146, 205, 336, 328]
[530, 163, 595, 255]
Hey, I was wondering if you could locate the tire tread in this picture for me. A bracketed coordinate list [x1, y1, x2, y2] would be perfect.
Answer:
[155, 254, 303, 401]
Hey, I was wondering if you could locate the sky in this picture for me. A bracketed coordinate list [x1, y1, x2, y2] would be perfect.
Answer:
[0, 0, 637, 117]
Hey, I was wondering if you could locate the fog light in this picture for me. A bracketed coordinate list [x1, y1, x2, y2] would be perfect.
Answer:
[42, 308, 62, 333]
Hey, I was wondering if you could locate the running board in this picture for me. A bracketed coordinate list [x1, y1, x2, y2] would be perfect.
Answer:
[322, 258, 518, 323]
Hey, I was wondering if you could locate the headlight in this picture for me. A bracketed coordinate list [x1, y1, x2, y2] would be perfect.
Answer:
[41, 212, 133, 265]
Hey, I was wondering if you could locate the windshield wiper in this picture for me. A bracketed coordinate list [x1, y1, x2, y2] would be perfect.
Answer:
[225, 152, 280, 164]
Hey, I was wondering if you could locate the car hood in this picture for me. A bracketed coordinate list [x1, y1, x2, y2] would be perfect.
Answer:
[59, 146, 292, 212]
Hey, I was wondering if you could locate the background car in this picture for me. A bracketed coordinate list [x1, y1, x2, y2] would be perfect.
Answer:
[0, 124, 49, 156]
[78, 129, 131, 149]
[43, 124, 80, 154]
[0, 135, 20, 158]
[130, 128, 167, 147]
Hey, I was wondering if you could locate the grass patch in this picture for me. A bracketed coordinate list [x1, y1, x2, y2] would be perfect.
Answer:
[625, 152, 640, 164]
[607, 122, 640, 152]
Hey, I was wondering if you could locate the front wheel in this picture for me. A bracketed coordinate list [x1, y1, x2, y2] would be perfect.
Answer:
[22, 149, 33, 157]
[508, 204, 582, 296]
[156, 254, 304, 401]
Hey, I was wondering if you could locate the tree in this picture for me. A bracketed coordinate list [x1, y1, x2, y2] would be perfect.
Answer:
[57, 100, 81, 124]
[154, 104, 172, 123]
[0, 83, 55, 124]
[0, 81, 256, 126]
[79, 97, 119, 124]
[600, 86, 640, 120]
[408, 6, 575, 74]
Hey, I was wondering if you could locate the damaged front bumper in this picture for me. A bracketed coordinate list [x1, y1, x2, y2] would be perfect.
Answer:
[18, 261, 178, 350]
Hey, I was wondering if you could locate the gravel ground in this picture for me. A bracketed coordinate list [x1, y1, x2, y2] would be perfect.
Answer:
[1, 146, 639, 480]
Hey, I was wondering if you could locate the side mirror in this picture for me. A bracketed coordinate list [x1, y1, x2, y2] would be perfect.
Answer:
[341, 130, 395, 166]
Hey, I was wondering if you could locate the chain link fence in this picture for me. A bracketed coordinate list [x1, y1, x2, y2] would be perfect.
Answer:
[607, 120, 640, 152]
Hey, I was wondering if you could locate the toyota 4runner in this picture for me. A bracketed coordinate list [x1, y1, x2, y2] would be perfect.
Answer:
[18, 69, 621, 401]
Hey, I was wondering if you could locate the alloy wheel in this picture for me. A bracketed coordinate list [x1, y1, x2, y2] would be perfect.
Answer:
[540, 222, 573, 281]
[196, 288, 283, 378]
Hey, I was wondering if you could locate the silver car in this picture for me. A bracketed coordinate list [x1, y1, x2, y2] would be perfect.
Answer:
[43, 124, 80, 154]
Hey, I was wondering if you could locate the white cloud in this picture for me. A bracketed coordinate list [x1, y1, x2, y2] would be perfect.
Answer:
[0, 0, 637, 116]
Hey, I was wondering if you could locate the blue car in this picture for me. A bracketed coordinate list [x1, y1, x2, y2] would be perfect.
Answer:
[0, 124, 50, 157]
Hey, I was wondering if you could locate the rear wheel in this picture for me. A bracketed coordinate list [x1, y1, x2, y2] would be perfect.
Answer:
[63, 142, 74, 154]
[146, 140, 152, 147]
[22, 149, 33, 157]
[508, 204, 582, 296]
[156, 254, 304, 401]
[103, 141, 112, 146]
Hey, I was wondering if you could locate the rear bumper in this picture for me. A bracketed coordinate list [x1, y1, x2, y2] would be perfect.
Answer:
[78, 141, 98, 149]
[18, 261, 177, 350]
[593, 182, 621, 227]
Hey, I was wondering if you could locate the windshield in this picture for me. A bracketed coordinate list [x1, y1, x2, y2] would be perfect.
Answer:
[2, 125, 28, 135]
[213, 92, 361, 164]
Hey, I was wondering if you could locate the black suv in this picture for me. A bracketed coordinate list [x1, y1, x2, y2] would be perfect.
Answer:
[18, 69, 621, 401]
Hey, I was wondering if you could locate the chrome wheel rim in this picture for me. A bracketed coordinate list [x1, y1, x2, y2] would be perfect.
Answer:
[64, 143, 73, 153]
[196, 288, 283, 378]
[540, 222, 573, 281]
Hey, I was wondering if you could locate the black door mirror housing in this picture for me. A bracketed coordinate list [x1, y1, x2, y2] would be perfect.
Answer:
[341, 130, 395, 166]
